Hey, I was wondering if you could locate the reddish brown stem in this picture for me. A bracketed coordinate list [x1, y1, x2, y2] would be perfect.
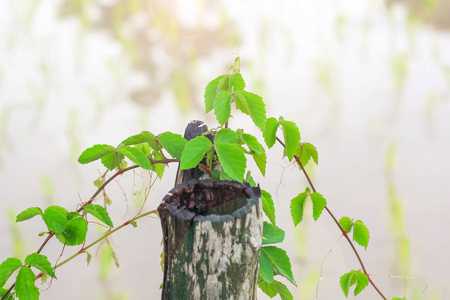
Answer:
[276, 137, 387, 300]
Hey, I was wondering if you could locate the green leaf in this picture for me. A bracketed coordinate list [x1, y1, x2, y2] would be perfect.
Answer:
[240, 91, 266, 130]
[290, 190, 308, 226]
[262, 222, 285, 245]
[261, 246, 296, 285]
[152, 150, 165, 179]
[215, 144, 246, 182]
[259, 250, 274, 283]
[298, 143, 318, 167]
[214, 128, 239, 145]
[281, 120, 300, 161]
[261, 190, 276, 225]
[264, 117, 279, 148]
[214, 91, 232, 126]
[204, 75, 226, 113]
[78, 144, 116, 164]
[0, 257, 23, 287]
[117, 146, 152, 170]
[339, 216, 353, 233]
[258, 280, 278, 297]
[119, 131, 157, 148]
[16, 207, 42, 222]
[61, 217, 88, 246]
[66, 212, 80, 221]
[241, 133, 262, 155]
[229, 73, 245, 91]
[273, 280, 294, 300]
[353, 220, 370, 249]
[180, 136, 212, 170]
[340, 270, 369, 297]
[310, 192, 327, 221]
[250, 146, 266, 176]
[24, 253, 56, 279]
[234, 92, 250, 115]
[245, 171, 257, 187]
[83, 204, 113, 227]
[15, 267, 39, 300]
[101, 152, 124, 170]
[42, 206, 68, 233]
[158, 132, 187, 159]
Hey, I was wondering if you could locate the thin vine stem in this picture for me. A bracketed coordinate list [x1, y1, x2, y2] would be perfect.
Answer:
[276, 137, 387, 300]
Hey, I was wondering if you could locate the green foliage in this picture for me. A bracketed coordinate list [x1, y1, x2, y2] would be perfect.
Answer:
[0, 257, 22, 287]
[78, 144, 116, 164]
[262, 222, 285, 245]
[204, 75, 226, 113]
[261, 190, 276, 225]
[215, 143, 246, 182]
[16, 267, 39, 300]
[0, 288, 14, 300]
[353, 220, 370, 249]
[117, 146, 152, 170]
[83, 204, 113, 227]
[339, 216, 353, 233]
[280, 118, 300, 162]
[214, 128, 239, 144]
[259, 279, 293, 300]
[179, 136, 212, 170]
[119, 131, 157, 148]
[16, 208, 42, 222]
[157, 132, 187, 159]
[297, 142, 318, 167]
[259, 246, 296, 286]
[340, 270, 369, 297]
[24, 253, 55, 279]
[290, 187, 309, 226]
[42, 206, 68, 233]
[239, 91, 266, 130]
[391, 298, 407, 300]
[263, 117, 279, 148]
[310, 192, 327, 221]
[57, 217, 88, 246]
[214, 91, 232, 125]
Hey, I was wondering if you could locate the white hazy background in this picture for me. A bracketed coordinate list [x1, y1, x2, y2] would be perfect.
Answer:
[0, 0, 449, 299]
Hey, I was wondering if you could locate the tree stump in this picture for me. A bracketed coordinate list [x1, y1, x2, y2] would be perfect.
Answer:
[158, 180, 263, 300]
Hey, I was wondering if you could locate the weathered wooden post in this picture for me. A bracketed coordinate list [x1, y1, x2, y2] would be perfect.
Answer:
[158, 121, 263, 300]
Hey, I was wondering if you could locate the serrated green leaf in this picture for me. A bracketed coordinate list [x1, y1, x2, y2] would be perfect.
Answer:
[215, 143, 246, 182]
[290, 191, 308, 226]
[214, 91, 232, 126]
[117, 146, 151, 170]
[78, 144, 116, 164]
[42, 206, 68, 233]
[229, 73, 245, 91]
[281, 120, 300, 161]
[259, 250, 274, 283]
[273, 280, 294, 300]
[66, 212, 79, 221]
[261, 190, 276, 225]
[354, 271, 369, 296]
[241, 133, 263, 155]
[157, 132, 187, 159]
[261, 246, 296, 285]
[340, 270, 369, 297]
[241, 91, 266, 130]
[253, 146, 267, 176]
[101, 152, 124, 170]
[353, 220, 370, 249]
[61, 217, 88, 246]
[119, 131, 157, 148]
[234, 92, 250, 115]
[152, 150, 165, 179]
[204, 75, 226, 113]
[214, 128, 239, 145]
[298, 142, 318, 167]
[0, 257, 23, 287]
[264, 117, 279, 148]
[83, 204, 113, 227]
[258, 280, 278, 297]
[180, 136, 212, 170]
[263, 222, 285, 245]
[16, 207, 42, 222]
[310, 192, 327, 221]
[339, 216, 353, 233]
[24, 253, 56, 279]
[16, 267, 39, 300]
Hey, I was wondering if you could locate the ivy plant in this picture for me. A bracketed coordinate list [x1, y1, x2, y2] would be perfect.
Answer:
[0, 57, 404, 300]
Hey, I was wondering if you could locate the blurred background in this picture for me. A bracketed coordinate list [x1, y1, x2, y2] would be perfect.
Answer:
[0, 0, 449, 299]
